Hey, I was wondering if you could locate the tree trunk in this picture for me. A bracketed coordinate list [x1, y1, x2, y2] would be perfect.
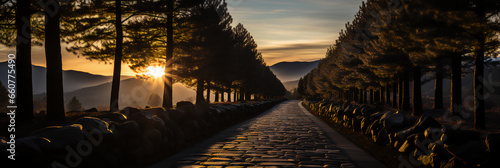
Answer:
[356, 89, 361, 103]
[434, 58, 444, 109]
[214, 91, 219, 102]
[245, 92, 251, 101]
[386, 85, 391, 105]
[370, 89, 374, 104]
[196, 78, 205, 104]
[398, 77, 403, 109]
[473, 1, 486, 130]
[227, 91, 231, 102]
[340, 91, 344, 102]
[374, 89, 380, 104]
[233, 89, 237, 102]
[110, 0, 123, 112]
[206, 87, 210, 103]
[45, 1, 65, 121]
[354, 88, 358, 102]
[162, 0, 174, 109]
[450, 54, 462, 115]
[363, 89, 367, 104]
[380, 86, 385, 104]
[16, 0, 34, 121]
[221, 92, 225, 102]
[413, 66, 423, 116]
[239, 88, 244, 101]
[393, 81, 398, 108]
[403, 70, 411, 111]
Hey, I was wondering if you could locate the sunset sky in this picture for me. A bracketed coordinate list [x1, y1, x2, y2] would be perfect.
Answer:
[0, 0, 363, 76]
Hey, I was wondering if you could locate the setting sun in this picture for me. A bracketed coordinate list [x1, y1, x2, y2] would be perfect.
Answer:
[137, 65, 166, 78]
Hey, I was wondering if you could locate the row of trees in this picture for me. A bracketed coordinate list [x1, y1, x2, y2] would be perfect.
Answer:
[174, 1, 285, 104]
[297, 0, 499, 130]
[1, 0, 285, 122]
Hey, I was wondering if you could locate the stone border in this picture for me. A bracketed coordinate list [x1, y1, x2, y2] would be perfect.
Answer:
[298, 101, 388, 168]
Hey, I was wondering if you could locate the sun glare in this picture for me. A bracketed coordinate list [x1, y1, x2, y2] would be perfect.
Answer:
[137, 65, 166, 78]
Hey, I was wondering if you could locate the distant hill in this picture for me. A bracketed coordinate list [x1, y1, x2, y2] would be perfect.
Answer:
[0, 61, 131, 94]
[269, 60, 319, 82]
[283, 80, 299, 91]
[36, 78, 197, 110]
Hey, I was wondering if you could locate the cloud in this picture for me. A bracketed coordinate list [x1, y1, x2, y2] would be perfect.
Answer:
[228, 0, 364, 65]
[258, 41, 331, 65]
[260, 42, 331, 52]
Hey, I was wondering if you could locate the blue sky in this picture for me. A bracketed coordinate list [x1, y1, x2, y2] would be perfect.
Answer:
[0, 0, 364, 76]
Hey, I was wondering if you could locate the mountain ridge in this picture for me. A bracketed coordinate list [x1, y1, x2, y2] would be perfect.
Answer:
[269, 60, 320, 83]
[0, 61, 132, 94]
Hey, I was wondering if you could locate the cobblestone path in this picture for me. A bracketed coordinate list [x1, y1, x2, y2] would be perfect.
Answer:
[169, 101, 356, 168]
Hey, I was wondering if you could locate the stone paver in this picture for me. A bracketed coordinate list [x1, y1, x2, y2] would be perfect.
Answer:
[173, 101, 352, 167]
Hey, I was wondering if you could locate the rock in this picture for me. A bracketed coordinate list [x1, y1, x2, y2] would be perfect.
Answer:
[129, 112, 155, 132]
[74, 117, 113, 134]
[399, 134, 417, 153]
[99, 112, 128, 123]
[352, 116, 363, 132]
[145, 129, 163, 148]
[389, 133, 402, 147]
[114, 121, 142, 149]
[440, 127, 480, 145]
[360, 117, 371, 134]
[153, 110, 171, 123]
[120, 107, 142, 117]
[143, 107, 165, 116]
[380, 111, 405, 133]
[15, 136, 52, 163]
[167, 109, 185, 121]
[428, 141, 451, 160]
[32, 124, 85, 152]
[365, 119, 382, 135]
[361, 107, 377, 117]
[424, 127, 443, 141]
[370, 112, 385, 121]
[417, 153, 437, 167]
[485, 133, 500, 155]
[352, 107, 363, 116]
[373, 128, 389, 144]
[84, 107, 98, 112]
[115, 121, 141, 139]
[396, 116, 441, 139]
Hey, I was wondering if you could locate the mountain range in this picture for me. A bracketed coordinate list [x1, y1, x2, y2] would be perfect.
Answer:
[269, 60, 320, 90]
[0, 62, 128, 94]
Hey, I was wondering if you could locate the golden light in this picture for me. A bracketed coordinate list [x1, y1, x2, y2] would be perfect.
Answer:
[137, 65, 166, 78]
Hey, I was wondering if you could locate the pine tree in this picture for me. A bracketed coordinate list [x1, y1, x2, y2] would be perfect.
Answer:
[67, 96, 83, 112]
[1, 0, 35, 121]
[41, 0, 65, 122]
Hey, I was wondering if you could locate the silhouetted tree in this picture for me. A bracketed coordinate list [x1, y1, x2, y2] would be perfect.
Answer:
[67, 96, 83, 112]
[41, 0, 65, 122]
[17, 0, 34, 121]
[0, 0, 35, 121]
